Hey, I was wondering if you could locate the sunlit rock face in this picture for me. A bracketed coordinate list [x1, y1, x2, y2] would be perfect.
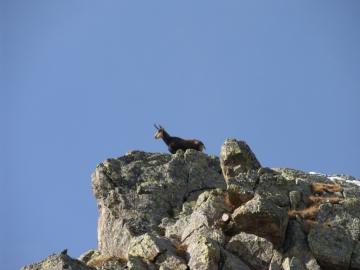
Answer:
[92, 149, 226, 264]
[220, 138, 261, 184]
[22, 139, 360, 270]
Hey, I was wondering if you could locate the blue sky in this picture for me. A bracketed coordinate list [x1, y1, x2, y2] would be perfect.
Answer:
[1, 1, 360, 269]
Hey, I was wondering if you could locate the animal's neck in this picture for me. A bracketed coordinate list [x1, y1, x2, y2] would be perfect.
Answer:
[161, 130, 172, 144]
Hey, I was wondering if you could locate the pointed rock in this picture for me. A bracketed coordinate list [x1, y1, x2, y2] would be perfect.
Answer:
[220, 139, 261, 184]
[21, 253, 93, 270]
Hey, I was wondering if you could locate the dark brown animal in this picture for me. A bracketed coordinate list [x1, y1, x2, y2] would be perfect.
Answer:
[154, 124, 206, 154]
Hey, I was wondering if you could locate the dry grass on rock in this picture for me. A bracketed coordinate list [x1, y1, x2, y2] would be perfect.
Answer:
[288, 182, 344, 234]
[307, 195, 343, 206]
[88, 256, 127, 267]
[310, 183, 343, 195]
[222, 191, 234, 208]
[173, 242, 188, 261]
[301, 219, 317, 234]
[288, 205, 319, 221]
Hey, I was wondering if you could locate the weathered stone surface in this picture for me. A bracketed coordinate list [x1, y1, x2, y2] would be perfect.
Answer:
[78, 249, 128, 269]
[308, 223, 355, 270]
[185, 234, 221, 270]
[289, 190, 301, 209]
[181, 190, 230, 244]
[176, 191, 233, 269]
[127, 255, 153, 270]
[22, 140, 360, 270]
[273, 168, 331, 184]
[231, 195, 289, 248]
[128, 233, 174, 261]
[220, 249, 251, 270]
[78, 249, 99, 264]
[226, 232, 274, 269]
[324, 198, 360, 241]
[269, 249, 284, 270]
[282, 257, 306, 270]
[159, 189, 229, 250]
[220, 139, 261, 183]
[294, 179, 312, 209]
[343, 181, 360, 199]
[258, 169, 300, 209]
[351, 243, 360, 270]
[316, 203, 332, 223]
[21, 253, 94, 270]
[283, 221, 320, 270]
[92, 150, 225, 258]
[155, 252, 188, 270]
[255, 172, 295, 207]
[226, 170, 258, 207]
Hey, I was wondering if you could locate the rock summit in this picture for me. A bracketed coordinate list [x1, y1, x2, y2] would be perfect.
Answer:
[22, 139, 360, 270]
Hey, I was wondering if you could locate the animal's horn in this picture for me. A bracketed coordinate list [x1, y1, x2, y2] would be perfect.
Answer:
[154, 124, 159, 130]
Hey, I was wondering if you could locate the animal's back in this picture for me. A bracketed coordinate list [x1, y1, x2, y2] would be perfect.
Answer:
[153, 124, 205, 154]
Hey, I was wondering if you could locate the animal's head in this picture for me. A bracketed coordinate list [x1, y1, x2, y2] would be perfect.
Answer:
[194, 140, 206, 151]
[154, 124, 165, 139]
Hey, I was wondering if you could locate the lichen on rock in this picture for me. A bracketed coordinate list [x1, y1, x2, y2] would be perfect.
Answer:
[231, 195, 289, 248]
[220, 139, 261, 183]
[226, 232, 274, 269]
[308, 223, 355, 270]
[22, 139, 360, 270]
[21, 253, 95, 270]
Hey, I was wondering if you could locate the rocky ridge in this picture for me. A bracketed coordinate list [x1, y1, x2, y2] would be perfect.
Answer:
[22, 138, 360, 270]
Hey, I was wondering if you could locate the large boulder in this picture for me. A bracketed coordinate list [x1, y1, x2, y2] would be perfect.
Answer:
[231, 195, 289, 248]
[220, 249, 251, 270]
[283, 221, 320, 270]
[186, 234, 221, 270]
[226, 232, 274, 269]
[226, 170, 258, 208]
[220, 139, 261, 183]
[308, 223, 355, 270]
[255, 168, 297, 207]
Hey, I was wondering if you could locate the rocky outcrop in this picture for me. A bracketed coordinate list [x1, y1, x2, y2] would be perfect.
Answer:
[92, 150, 226, 261]
[21, 253, 94, 270]
[220, 139, 261, 184]
[22, 139, 360, 270]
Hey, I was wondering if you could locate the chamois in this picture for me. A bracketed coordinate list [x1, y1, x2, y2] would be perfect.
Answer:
[154, 124, 206, 154]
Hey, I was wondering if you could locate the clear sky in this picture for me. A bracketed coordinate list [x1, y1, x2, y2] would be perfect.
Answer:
[1, 1, 360, 269]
